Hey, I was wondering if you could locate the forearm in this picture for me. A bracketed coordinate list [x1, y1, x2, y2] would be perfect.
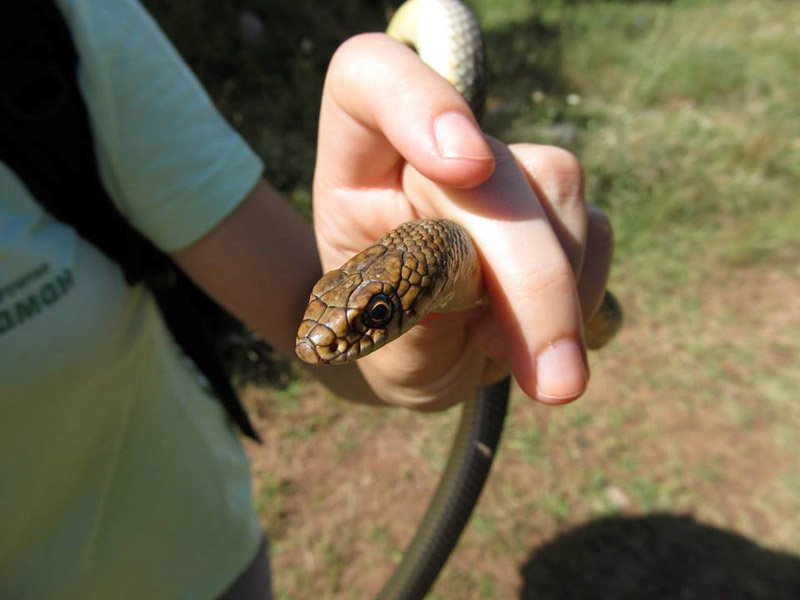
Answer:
[171, 178, 381, 404]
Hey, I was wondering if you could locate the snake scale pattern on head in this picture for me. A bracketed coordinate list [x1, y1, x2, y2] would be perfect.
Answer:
[296, 219, 484, 365]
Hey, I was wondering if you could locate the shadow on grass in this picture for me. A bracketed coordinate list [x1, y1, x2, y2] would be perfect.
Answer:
[519, 514, 800, 599]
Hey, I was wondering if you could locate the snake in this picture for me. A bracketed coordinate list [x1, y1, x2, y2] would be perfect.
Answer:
[295, 1, 623, 598]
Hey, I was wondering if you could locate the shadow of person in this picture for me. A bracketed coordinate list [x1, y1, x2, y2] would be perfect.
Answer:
[519, 513, 800, 599]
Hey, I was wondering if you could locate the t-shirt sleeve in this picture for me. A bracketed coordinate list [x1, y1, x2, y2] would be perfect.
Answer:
[56, 0, 264, 252]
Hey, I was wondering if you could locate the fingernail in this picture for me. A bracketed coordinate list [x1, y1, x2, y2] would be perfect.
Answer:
[433, 112, 492, 160]
[535, 339, 588, 403]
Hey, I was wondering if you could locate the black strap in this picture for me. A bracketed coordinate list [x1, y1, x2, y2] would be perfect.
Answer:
[0, 1, 259, 442]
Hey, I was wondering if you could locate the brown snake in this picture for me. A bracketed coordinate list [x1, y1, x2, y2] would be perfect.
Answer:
[295, 219, 485, 365]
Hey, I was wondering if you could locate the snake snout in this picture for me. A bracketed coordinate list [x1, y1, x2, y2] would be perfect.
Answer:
[295, 334, 350, 365]
[295, 322, 351, 364]
[295, 338, 322, 364]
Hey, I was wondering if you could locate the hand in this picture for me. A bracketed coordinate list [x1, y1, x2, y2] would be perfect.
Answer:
[312, 34, 613, 410]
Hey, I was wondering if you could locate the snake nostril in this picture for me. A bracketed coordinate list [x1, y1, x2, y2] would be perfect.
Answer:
[328, 343, 339, 354]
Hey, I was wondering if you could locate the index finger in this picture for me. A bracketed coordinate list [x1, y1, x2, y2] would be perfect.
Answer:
[403, 139, 589, 403]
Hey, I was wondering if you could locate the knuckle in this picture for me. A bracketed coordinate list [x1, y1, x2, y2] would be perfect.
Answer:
[328, 34, 426, 112]
[546, 146, 584, 181]
[538, 146, 585, 210]
[587, 204, 615, 250]
[332, 32, 383, 62]
[510, 258, 577, 302]
[328, 33, 388, 85]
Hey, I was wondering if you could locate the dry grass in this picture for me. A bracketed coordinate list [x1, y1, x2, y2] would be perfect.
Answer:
[243, 261, 800, 598]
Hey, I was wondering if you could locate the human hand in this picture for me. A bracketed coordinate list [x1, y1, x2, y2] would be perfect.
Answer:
[311, 34, 613, 410]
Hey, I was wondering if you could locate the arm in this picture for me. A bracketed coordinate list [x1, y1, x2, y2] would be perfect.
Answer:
[171, 178, 382, 404]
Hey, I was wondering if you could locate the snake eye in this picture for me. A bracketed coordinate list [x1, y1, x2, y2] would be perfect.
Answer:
[363, 293, 393, 329]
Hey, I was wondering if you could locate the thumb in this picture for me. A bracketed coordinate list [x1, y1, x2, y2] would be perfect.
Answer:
[315, 33, 495, 193]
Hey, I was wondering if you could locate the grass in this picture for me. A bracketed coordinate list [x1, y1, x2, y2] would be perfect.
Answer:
[142, 0, 800, 597]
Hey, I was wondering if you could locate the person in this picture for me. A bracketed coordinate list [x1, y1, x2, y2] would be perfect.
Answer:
[0, 0, 614, 598]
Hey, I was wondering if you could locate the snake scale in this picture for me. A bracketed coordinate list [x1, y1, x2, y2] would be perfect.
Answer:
[295, 1, 622, 598]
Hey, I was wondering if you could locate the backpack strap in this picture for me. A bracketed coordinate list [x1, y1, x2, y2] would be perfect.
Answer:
[0, 1, 260, 442]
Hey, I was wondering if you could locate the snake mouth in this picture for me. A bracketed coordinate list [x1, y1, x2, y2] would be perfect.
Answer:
[296, 324, 391, 365]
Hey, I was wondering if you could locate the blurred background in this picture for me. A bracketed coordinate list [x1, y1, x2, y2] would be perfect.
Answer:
[142, 0, 800, 597]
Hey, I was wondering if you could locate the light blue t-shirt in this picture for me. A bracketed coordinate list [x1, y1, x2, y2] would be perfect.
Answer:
[0, 1, 265, 597]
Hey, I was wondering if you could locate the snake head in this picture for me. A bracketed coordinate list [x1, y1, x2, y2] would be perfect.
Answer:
[295, 224, 463, 365]
[295, 266, 406, 365]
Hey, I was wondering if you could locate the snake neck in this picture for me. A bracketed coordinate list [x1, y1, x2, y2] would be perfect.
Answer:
[373, 219, 484, 315]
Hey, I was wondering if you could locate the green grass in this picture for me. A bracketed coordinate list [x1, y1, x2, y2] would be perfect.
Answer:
[253, 473, 292, 540]
[143, 0, 800, 597]
[483, 0, 800, 274]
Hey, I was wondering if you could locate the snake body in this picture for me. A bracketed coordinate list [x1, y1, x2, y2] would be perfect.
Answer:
[296, 2, 621, 598]
[386, 0, 486, 115]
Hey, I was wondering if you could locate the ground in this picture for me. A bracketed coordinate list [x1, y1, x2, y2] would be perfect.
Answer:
[242, 264, 800, 599]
